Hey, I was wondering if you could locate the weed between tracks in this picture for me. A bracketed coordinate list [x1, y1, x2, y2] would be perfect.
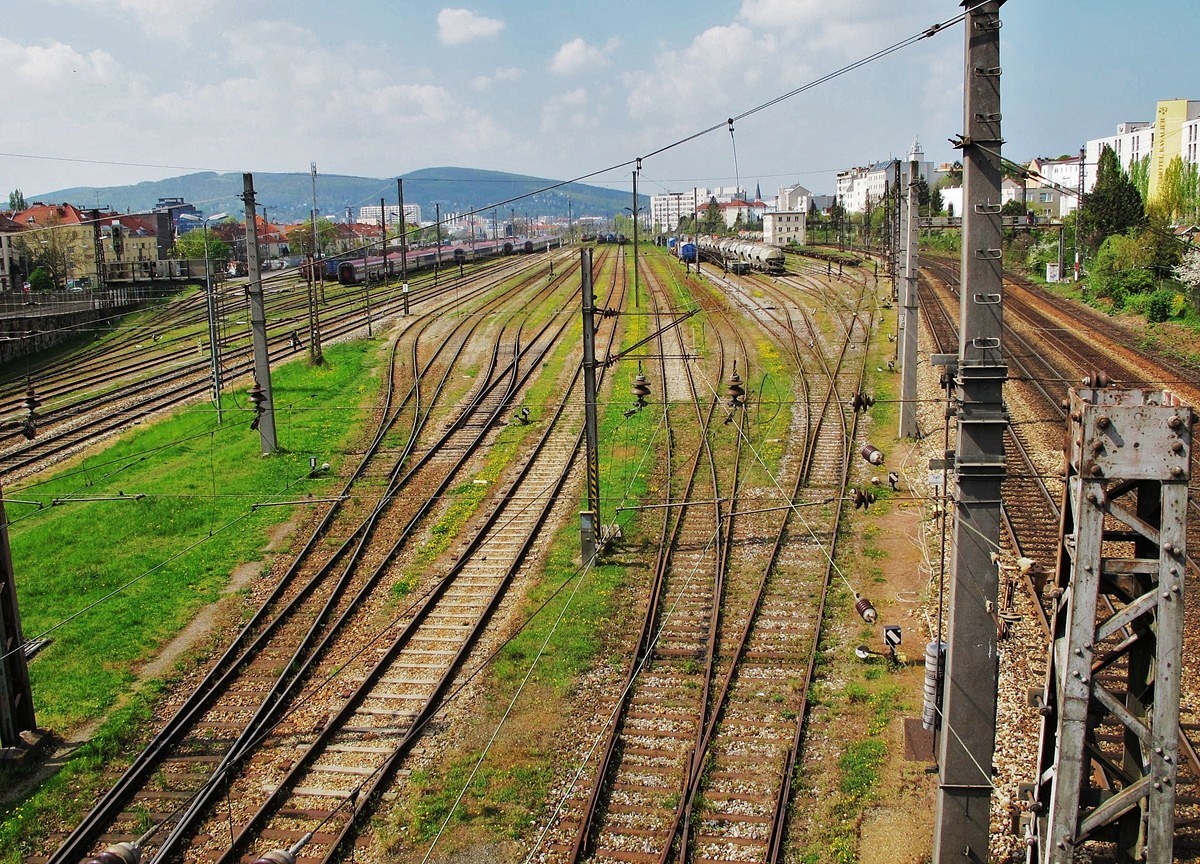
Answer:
[378, 249, 659, 859]
[786, 286, 935, 864]
[0, 340, 383, 862]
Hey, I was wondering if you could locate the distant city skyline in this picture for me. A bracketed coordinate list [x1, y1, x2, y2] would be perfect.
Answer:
[2, 1, 1195, 208]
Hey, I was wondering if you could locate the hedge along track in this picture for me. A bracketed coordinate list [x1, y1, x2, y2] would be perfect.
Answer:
[668, 264, 870, 864]
[919, 256, 1200, 852]
[44, 257, 584, 864]
[0, 253, 552, 479]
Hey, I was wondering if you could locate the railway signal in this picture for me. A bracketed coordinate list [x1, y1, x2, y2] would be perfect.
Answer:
[20, 384, 39, 440]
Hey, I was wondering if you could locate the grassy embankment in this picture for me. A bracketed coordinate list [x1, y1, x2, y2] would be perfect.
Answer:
[0, 337, 386, 862]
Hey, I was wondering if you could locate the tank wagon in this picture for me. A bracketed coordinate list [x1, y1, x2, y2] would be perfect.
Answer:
[697, 236, 785, 275]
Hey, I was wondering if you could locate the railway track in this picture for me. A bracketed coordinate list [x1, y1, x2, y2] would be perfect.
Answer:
[529, 251, 872, 864]
[0, 254, 553, 480]
[38, 254, 586, 864]
[918, 255, 1200, 855]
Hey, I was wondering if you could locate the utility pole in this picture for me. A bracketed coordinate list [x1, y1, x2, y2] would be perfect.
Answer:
[632, 167, 640, 309]
[580, 248, 600, 563]
[435, 203, 442, 286]
[241, 174, 276, 453]
[1075, 145, 1085, 282]
[308, 162, 324, 363]
[893, 160, 902, 297]
[311, 162, 327, 305]
[932, 3, 1007, 861]
[0, 485, 37, 749]
[398, 179, 409, 316]
[897, 151, 920, 439]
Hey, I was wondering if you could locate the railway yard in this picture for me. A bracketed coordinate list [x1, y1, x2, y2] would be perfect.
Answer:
[1, 240, 1198, 864]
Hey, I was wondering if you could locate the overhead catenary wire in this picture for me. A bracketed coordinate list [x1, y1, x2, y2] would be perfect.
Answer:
[0, 7, 990, 851]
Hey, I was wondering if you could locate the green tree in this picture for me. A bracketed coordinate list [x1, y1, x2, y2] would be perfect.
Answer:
[284, 218, 337, 257]
[28, 267, 53, 292]
[170, 229, 230, 262]
[8, 189, 26, 211]
[699, 199, 723, 234]
[1128, 155, 1151, 201]
[1150, 155, 1200, 223]
[940, 161, 963, 188]
[929, 185, 943, 216]
[1001, 200, 1026, 218]
[1081, 145, 1144, 251]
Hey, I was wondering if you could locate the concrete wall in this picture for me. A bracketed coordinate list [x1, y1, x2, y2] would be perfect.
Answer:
[0, 283, 183, 365]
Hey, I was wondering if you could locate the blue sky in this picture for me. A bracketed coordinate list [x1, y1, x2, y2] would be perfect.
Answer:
[1, 1, 1195, 211]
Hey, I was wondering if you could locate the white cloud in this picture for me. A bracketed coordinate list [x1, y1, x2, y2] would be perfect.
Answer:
[739, 0, 946, 58]
[628, 24, 769, 121]
[739, 0, 847, 28]
[470, 65, 524, 91]
[550, 38, 613, 76]
[436, 8, 505, 46]
[0, 38, 116, 89]
[541, 88, 593, 134]
[47, 0, 225, 40]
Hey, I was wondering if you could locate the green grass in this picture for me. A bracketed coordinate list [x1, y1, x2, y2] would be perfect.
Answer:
[389, 755, 552, 847]
[7, 340, 381, 731]
[1, 339, 386, 863]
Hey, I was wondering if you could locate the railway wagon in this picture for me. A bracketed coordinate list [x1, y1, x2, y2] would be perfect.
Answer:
[697, 236, 784, 275]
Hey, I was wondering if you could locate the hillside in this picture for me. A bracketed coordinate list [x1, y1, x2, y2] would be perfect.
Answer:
[31, 167, 645, 225]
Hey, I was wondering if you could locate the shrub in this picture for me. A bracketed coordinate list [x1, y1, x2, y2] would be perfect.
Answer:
[29, 267, 53, 292]
[1145, 288, 1178, 323]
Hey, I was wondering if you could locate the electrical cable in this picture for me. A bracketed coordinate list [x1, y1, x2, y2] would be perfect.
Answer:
[1, 7, 998, 850]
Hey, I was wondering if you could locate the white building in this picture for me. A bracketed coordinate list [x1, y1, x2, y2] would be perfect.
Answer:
[836, 139, 936, 213]
[1027, 155, 1082, 217]
[649, 188, 710, 233]
[1084, 121, 1153, 190]
[775, 183, 812, 214]
[358, 203, 422, 227]
[763, 211, 806, 246]
[1082, 100, 1200, 211]
[940, 186, 963, 220]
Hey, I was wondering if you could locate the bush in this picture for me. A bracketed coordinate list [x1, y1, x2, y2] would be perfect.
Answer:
[1145, 288, 1178, 322]
[28, 267, 53, 292]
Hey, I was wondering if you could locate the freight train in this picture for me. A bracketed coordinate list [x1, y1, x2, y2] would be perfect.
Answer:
[695, 236, 785, 275]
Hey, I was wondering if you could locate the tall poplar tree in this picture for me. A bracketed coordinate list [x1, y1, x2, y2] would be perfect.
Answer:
[1081, 145, 1144, 250]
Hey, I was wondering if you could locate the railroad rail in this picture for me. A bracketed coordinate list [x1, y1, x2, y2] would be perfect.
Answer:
[531, 252, 872, 864]
[0, 254, 554, 479]
[918, 255, 1200, 855]
[42, 253, 585, 864]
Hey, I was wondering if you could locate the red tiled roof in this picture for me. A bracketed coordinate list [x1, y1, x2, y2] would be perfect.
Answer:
[12, 202, 91, 226]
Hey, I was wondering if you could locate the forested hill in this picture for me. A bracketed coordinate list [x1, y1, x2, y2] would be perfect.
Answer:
[32, 166, 645, 224]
